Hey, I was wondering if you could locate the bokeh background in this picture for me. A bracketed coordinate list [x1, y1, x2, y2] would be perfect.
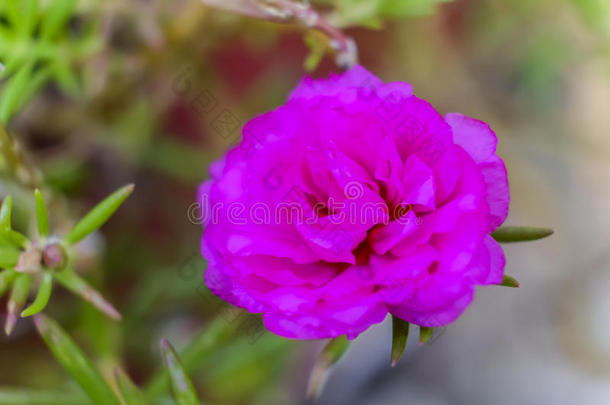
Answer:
[0, 0, 609, 404]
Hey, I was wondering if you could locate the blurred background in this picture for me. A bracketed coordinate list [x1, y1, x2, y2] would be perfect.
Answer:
[0, 0, 609, 404]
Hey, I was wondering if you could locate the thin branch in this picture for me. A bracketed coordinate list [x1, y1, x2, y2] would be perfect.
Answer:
[200, 0, 291, 21]
[200, 0, 358, 68]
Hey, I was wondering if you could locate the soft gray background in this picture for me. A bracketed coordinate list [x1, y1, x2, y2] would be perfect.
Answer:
[310, 15, 610, 405]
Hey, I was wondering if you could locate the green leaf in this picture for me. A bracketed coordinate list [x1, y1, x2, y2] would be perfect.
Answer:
[65, 184, 134, 245]
[40, 0, 77, 40]
[321, 335, 350, 366]
[0, 63, 50, 123]
[491, 226, 554, 243]
[0, 195, 12, 230]
[0, 387, 88, 405]
[307, 336, 350, 400]
[304, 31, 326, 72]
[145, 316, 234, 397]
[0, 62, 34, 123]
[35, 189, 50, 238]
[52, 60, 80, 96]
[0, 269, 17, 298]
[5, 273, 31, 335]
[3, 2, 21, 28]
[3, 230, 29, 249]
[0, 245, 21, 268]
[0, 53, 27, 81]
[419, 326, 434, 344]
[391, 316, 410, 367]
[0, 196, 30, 247]
[114, 368, 149, 405]
[203, 334, 290, 400]
[0, 0, 97, 123]
[498, 274, 520, 288]
[21, 272, 53, 317]
[53, 268, 121, 320]
[16, 65, 52, 112]
[160, 339, 200, 405]
[33, 314, 121, 405]
[18, 0, 40, 38]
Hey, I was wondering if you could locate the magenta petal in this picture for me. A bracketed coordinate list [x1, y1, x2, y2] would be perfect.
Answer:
[401, 155, 436, 210]
[389, 275, 474, 327]
[288, 65, 383, 101]
[295, 216, 360, 264]
[480, 156, 510, 231]
[445, 113, 498, 163]
[232, 255, 338, 287]
[204, 221, 320, 265]
[262, 301, 388, 340]
[430, 146, 461, 205]
[368, 210, 419, 255]
[465, 235, 506, 285]
[374, 136, 405, 207]
[377, 81, 413, 100]
[202, 243, 266, 313]
[481, 235, 506, 284]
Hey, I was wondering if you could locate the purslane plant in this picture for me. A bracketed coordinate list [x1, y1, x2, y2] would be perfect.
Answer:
[0, 185, 133, 335]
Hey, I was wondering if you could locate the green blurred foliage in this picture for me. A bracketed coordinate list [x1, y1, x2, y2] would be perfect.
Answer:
[0, 0, 101, 123]
[333, 0, 452, 27]
[570, 0, 610, 41]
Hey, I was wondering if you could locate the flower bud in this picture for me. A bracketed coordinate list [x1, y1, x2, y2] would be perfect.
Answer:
[42, 243, 68, 271]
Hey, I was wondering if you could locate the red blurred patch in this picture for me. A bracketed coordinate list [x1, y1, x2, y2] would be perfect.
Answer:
[439, 0, 473, 45]
[163, 99, 208, 146]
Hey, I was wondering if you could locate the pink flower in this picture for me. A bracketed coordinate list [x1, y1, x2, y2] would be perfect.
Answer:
[199, 65, 509, 339]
